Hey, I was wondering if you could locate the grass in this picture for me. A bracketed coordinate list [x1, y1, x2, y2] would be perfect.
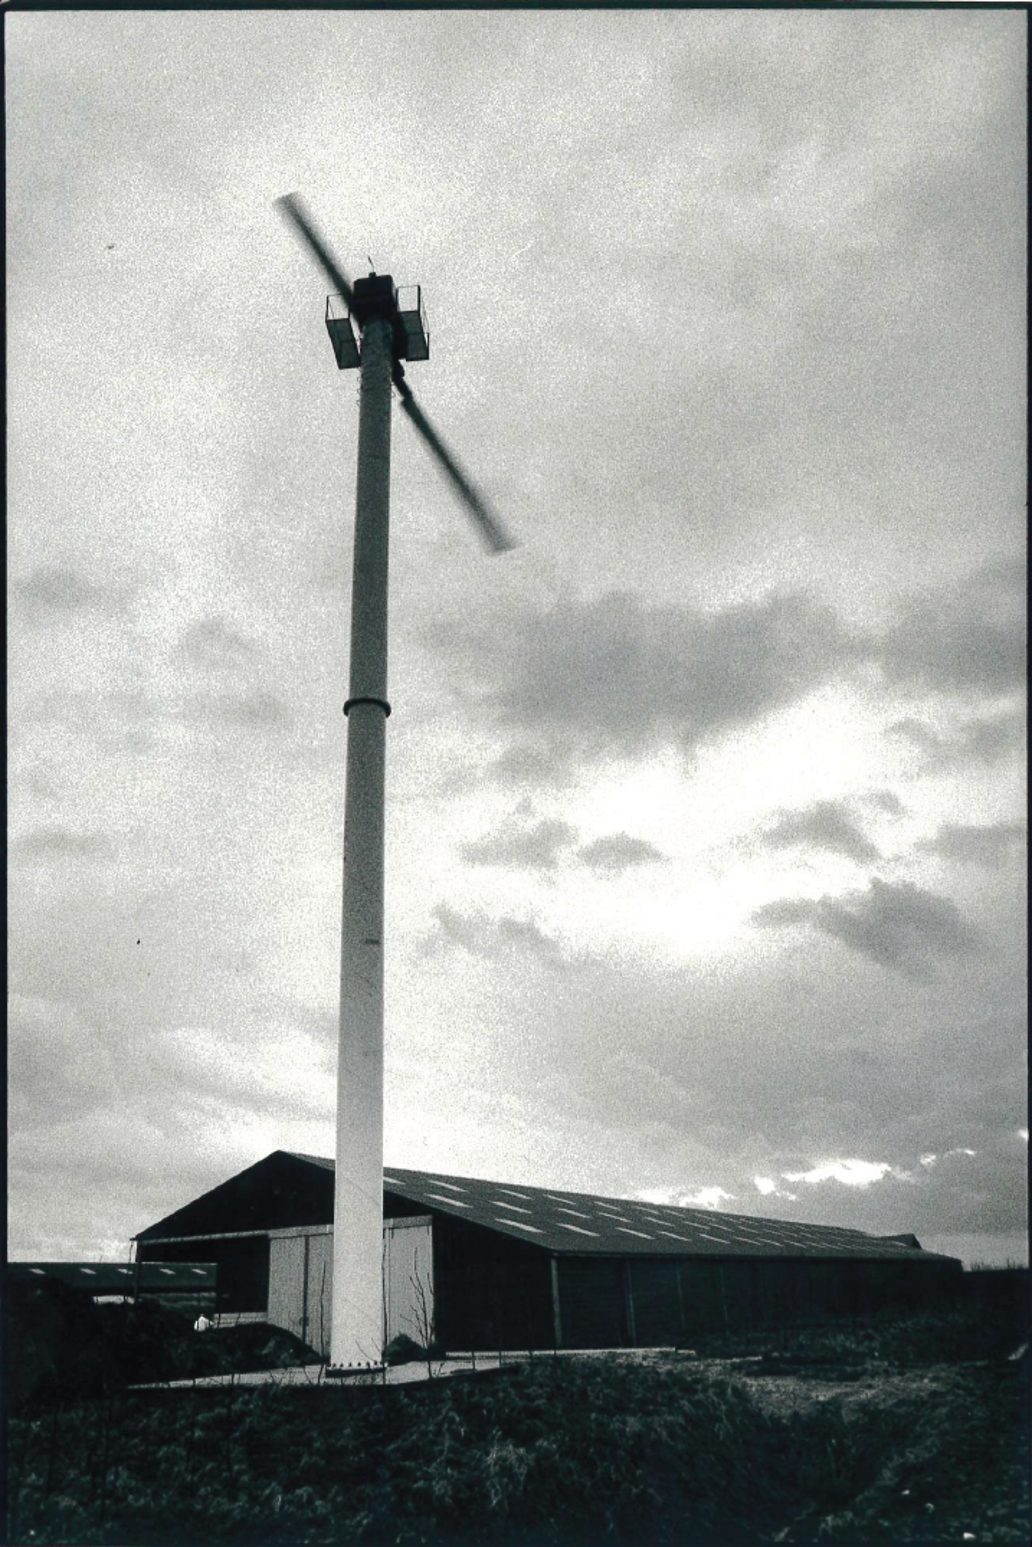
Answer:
[6, 1347, 1029, 1545]
[6, 1293, 1028, 1544]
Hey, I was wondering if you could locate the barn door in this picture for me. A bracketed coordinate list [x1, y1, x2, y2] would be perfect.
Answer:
[383, 1216, 434, 1347]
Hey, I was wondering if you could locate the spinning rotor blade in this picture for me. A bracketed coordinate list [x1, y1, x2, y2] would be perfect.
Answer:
[393, 373, 514, 554]
[275, 192, 356, 310]
[276, 191, 515, 553]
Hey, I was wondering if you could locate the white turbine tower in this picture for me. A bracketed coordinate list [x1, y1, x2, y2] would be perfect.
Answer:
[276, 194, 513, 1372]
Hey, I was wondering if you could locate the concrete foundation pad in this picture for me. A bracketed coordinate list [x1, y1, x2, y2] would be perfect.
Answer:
[130, 1347, 682, 1392]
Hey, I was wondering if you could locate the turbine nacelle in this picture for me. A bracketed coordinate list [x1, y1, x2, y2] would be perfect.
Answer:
[326, 275, 430, 371]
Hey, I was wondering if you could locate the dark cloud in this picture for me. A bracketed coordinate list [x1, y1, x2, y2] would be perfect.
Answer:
[577, 834, 667, 872]
[752, 878, 980, 977]
[439, 563, 1024, 787]
[460, 817, 577, 871]
[814, 881, 981, 977]
[182, 689, 293, 731]
[759, 799, 881, 864]
[206, 689, 293, 729]
[862, 789, 907, 817]
[181, 616, 257, 669]
[13, 826, 115, 861]
[751, 898, 816, 928]
[439, 589, 856, 776]
[886, 708, 1026, 769]
[876, 558, 1025, 697]
[8, 994, 116, 1130]
[459, 816, 666, 875]
[16, 563, 131, 623]
[431, 903, 568, 971]
[178, 616, 291, 730]
[917, 822, 1026, 869]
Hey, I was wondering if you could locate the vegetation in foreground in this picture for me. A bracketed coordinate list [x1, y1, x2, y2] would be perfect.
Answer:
[5, 1283, 1028, 1545]
[5, 1353, 1027, 1544]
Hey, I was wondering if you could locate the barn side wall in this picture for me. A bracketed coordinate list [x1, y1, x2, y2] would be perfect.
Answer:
[556, 1253, 962, 1349]
[675, 1255, 961, 1337]
[431, 1214, 554, 1351]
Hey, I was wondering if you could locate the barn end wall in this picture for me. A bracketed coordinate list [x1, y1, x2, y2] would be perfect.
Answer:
[142, 1220, 435, 1359]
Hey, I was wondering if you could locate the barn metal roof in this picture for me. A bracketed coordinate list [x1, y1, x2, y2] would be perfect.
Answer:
[7, 1262, 217, 1294]
[288, 1154, 955, 1264]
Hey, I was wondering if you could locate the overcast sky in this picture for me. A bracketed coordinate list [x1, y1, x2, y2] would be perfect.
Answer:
[8, 10, 1026, 1268]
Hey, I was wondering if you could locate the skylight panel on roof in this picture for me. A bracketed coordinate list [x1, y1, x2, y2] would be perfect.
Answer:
[556, 1206, 592, 1219]
[383, 1176, 404, 1185]
[30, 1268, 45, 1275]
[697, 1232, 725, 1242]
[597, 1210, 629, 1221]
[80, 1268, 97, 1275]
[491, 1200, 532, 1214]
[427, 1180, 467, 1193]
[555, 1221, 601, 1237]
[497, 1218, 543, 1234]
[545, 1194, 577, 1206]
[497, 1189, 532, 1201]
[159, 1268, 174, 1275]
[658, 1231, 693, 1242]
[616, 1227, 653, 1240]
[190, 1268, 207, 1275]
[425, 1193, 472, 1208]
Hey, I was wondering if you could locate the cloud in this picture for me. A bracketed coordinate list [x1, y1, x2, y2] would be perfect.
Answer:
[431, 903, 569, 971]
[12, 826, 115, 861]
[782, 1158, 895, 1188]
[876, 557, 1026, 697]
[460, 817, 577, 871]
[638, 1184, 737, 1211]
[15, 563, 131, 623]
[436, 588, 855, 777]
[751, 897, 819, 928]
[576, 834, 667, 872]
[862, 789, 907, 817]
[459, 814, 665, 874]
[753, 1175, 798, 1201]
[188, 688, 293, 730]
[684, 1186, 736, 1210]
[887, 708, 1026, 769]
[177, 616, 292, 730]
[181, 616, 257, 669]
[815, 881, 981, 976]
[752, 878, 980, 976]
[8, 994, 118, 1131]
[435, 563, 1023, 786]
[916, 821, 1026, 868]
[759, 799, 881, 864]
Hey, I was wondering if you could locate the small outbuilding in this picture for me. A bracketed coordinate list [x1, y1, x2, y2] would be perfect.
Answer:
[7, 1260, 217, 1309]
[134, 1150, 961, 1358]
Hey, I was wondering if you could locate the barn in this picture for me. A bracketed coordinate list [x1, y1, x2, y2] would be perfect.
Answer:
[134, 1150, 962, 1359]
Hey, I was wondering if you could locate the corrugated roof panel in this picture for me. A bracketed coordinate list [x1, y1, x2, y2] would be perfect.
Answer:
[274, 1154, 959, 1264]
[9, 1262, 218, 1293]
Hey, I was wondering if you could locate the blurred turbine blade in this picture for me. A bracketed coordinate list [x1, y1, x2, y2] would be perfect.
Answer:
[394, 376, 515, 554]
[274, 191, 356, 309]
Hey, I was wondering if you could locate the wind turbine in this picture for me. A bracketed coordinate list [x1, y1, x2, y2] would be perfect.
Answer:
[275, 193, 513, 1372]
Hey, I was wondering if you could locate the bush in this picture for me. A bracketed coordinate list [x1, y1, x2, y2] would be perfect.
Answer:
[5, 1284, 319, 1411]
